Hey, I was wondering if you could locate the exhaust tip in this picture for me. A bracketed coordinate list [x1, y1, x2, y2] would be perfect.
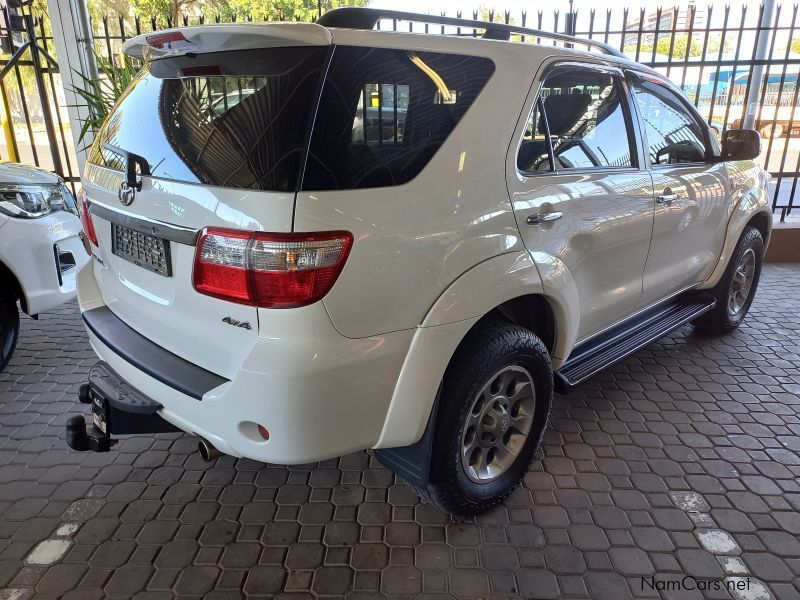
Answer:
[198, 439, 221, 462]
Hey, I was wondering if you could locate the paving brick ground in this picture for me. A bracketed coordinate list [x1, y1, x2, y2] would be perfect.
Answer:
[1, 264, 799, 599]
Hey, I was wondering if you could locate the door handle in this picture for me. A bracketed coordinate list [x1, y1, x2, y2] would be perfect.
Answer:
[656, 190, 677, 205]
[527, 211, 562, 225]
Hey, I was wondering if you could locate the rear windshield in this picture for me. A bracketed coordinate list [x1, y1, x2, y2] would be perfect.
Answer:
[89, 47, 327, 192]
[89, 45, 494, 192]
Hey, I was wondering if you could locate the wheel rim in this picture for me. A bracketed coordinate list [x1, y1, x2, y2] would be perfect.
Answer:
[461, 365, 536, 484]
[728, 248, 756, 317]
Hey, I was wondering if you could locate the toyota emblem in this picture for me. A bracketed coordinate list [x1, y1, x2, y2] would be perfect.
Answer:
[118, 181, 135, 206]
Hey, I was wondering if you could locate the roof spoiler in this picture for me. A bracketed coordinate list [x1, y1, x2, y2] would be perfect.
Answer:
[122, 22, 331, 61]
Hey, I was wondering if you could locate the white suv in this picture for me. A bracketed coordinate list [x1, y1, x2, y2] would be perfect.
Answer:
[0, 162, 88, 371]
[68, 9, 771, 515]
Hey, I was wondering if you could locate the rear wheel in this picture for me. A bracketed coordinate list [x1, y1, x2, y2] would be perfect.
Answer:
[0, 295, 19, 372]
[421, 317, 553, 516]
[693, 226, 764, 334]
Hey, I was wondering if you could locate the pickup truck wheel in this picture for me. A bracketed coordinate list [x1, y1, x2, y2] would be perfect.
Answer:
[693, 226, 764, 334]
[0, 295, 19, 372]
[422, 317, 552, 516]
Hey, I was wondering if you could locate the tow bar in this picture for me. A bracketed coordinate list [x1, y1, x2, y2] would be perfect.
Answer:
[66, 362, 180, 452]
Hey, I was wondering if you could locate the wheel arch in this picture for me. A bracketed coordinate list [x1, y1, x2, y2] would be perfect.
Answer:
[746, 210, 771, 247]
[700, 166, 772, 291]
[0, 260, 25, 312]
[376, 251, 572, 451]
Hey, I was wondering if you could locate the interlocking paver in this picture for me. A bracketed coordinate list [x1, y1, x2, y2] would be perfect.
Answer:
[0, 264, 799, 598]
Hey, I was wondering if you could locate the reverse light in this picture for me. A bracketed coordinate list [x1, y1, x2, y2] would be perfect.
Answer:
[193, 228, 353, 309]
[77, 189, 98, 248]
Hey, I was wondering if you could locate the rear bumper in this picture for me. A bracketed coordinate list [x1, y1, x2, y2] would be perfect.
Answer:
[76, 261, 414, 464]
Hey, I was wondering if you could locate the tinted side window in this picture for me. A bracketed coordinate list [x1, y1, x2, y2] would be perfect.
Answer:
[518, 67, 634, 172]
[517, 99, 551, 172]
[630, 78, 707, 165]
[303, 47, 494, 190]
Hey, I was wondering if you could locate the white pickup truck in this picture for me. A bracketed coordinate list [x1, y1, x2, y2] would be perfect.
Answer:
[0, 162, 88, 371]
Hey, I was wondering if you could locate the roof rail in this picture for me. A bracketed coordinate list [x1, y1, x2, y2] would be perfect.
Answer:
[316, 8, 626, 59]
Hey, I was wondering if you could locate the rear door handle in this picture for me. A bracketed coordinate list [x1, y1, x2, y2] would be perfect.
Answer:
[656, 190, 677, 205]
[527, 211, 562, 225]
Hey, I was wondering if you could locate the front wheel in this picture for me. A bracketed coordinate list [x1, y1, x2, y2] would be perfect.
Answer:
[693, 226, 764, 334]
[421, 317, 553, 516]
[0, 295, 19, 372]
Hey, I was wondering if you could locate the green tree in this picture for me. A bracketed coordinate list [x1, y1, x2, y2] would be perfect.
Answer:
[625, 33, 728, 59]
[791, 38, 800, 55]
[204, 0, 366, 24]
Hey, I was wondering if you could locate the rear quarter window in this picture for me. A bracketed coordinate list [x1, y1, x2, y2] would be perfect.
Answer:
[302, 47, 494, 190]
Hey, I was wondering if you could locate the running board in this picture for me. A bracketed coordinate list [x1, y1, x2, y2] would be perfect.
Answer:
[554, 294, 716, 393]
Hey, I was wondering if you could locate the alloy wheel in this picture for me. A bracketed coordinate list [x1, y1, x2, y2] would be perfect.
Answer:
[461, 365, 537, 483]
[728, 248, 756, 316]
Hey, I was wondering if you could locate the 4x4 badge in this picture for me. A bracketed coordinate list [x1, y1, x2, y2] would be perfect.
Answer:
[222, 316, 252, 330]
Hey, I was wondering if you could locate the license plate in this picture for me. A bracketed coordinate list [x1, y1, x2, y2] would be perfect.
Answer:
[111, 223, 172, 277]
[92, 411, 107, 434]
[91, 393, 107, 434]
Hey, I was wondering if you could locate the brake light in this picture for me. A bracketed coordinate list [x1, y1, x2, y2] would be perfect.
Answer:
[193, 228, 353, 309]
[146, 31, 195, 51]
[78, 189, 98, 249]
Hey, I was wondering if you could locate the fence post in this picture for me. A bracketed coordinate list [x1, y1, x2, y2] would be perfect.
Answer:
[45, 0, 97, 173]
[744, 0, 777, 129]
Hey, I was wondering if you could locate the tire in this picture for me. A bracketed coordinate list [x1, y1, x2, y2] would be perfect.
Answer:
[0, 294, 19, 372]
[418, 317, 553, 516]
[693, 226, 764, 335]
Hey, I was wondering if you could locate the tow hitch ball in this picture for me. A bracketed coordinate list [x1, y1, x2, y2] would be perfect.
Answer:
[66, 383, 114, 452]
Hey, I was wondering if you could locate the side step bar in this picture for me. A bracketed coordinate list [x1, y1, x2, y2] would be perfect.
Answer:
[554, 294, 716, 393]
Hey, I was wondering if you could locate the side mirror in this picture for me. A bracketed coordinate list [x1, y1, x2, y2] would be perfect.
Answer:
[720, 129, 761, 161]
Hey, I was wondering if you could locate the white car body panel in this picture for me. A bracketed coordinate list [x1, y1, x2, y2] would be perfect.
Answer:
[297, 35, 543, 339]
[74, 21, 773, 464]
[699, 163, 771, 289]
[0, 162, 88, 315]
[82, 164, 295, 379]
[640, 161, 731, 307]
[77, 260, 413, 461]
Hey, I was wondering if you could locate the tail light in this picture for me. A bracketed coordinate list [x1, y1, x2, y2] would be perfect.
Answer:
[193, 228, 353, 309]
[78, 189, 98, 249]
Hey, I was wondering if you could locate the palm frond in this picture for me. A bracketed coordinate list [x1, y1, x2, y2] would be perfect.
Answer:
[68, 51, 141, 147]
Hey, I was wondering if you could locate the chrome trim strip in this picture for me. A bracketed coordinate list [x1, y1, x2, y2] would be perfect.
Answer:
[88, 201, 199, 246]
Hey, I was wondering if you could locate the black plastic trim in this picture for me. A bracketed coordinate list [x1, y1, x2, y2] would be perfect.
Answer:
[374, 384, 442, 487]
[316, 8, 625, 56]
[82, 306, 228, 400]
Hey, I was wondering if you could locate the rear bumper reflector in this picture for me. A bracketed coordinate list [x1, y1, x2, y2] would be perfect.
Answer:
[82, 306, 228, 400]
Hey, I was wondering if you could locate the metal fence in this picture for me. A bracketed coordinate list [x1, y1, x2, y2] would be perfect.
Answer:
[3, 3, 800, 219]
[0, 5, 80, 190]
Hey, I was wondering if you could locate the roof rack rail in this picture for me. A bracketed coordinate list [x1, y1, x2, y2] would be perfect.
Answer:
[316, 8, 626, 59]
